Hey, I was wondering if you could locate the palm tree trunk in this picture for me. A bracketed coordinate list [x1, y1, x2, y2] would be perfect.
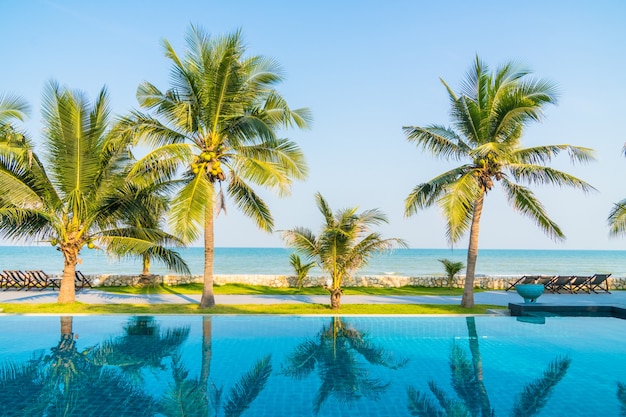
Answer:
[200, 202, 216, 308]
[330, 288, 342, 310]
[57, 246, 77, 303]
[142, 254, 151, 276]
[461, 192, 485, 308]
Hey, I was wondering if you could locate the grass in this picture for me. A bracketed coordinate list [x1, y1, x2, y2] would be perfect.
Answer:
[101, 283, 473, 296]
[0, 284, 500, 315]
[0, 302, 501, 315]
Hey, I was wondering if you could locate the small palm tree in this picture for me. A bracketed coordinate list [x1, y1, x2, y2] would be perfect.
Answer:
[282, 192, 407, 309]
[403, 56, 595, 308]
[289, 252, 315, 289]
[121, 25, 310, 308]
[438, 258, 464, 288]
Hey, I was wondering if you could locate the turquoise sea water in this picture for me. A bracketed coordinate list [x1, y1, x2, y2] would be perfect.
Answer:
[1, 246, 625, 277]
[1, 315, 625, 416]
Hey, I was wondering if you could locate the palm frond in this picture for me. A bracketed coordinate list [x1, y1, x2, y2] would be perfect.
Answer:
[403, 124, 468, 160]
[169, 174, 213, 242]
[0, 93, 30, 125]
[507, 164, 596, 192]
[227, 174, 273, 231]
[608, 201, 626, 237]
[405, 166, 470, 216]
[121, 110, 189, 147]
[501, 179, 564, 241]
[0, 208, 54, 241]
[128, 142, 194, 186]
[439, 174, 479, 244]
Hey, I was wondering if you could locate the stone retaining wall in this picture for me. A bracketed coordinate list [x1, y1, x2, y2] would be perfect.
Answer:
[89, 274, 626, 290]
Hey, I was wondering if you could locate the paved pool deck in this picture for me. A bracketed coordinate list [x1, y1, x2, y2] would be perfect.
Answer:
[0, 288, 624, 308]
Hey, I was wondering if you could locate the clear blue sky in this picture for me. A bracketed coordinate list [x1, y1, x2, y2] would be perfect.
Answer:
[2, 0, 625, 250]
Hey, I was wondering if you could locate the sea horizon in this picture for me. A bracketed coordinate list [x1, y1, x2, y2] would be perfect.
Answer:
[2, 245, 625, 278]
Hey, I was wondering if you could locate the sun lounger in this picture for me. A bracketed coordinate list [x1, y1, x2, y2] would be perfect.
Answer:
[546, 275, 573, 293]
[567, 275, 592, 294]
[505, 275, 540, 291]
[2, 270, 30, 290]
[75, 270, 93, 290]
[24, 270, 54, 291]
[0, 271, 7, 290]
[536, 275, 556, 288]
[585, 273, 612, 294]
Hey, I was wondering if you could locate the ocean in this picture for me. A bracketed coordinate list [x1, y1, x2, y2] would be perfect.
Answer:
[1, 246, 625, 278]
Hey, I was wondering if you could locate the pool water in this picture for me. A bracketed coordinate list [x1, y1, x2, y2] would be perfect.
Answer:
[0, 315, 624, 416]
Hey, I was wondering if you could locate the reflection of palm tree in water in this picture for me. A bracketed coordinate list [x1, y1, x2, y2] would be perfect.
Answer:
[283, 316, 408, 414]
[160, 316, 273, 417]
[0, 316, 158, 417]
[408, 317, 571, 417]
[90, 316, 190, 383]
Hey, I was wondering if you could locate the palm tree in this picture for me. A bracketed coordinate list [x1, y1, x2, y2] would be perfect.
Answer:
[282, 317, 407, 415]
[403, 56, 595, 307]
[121, 25, 310, 308]
[0, 83, 187, 302]
[289, 252, 315, 289]
[281, 192, 407, 309]
[438, 258, 464, 288]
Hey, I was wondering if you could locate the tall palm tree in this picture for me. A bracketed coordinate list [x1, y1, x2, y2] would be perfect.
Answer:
[403, 56, 595, 307]
[121, 25, 310, 308]
[282, 192, 407, 309]
[0, 83, 186, 302]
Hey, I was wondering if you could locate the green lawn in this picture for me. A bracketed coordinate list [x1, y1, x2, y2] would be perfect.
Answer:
[0, 302, 501, 315]
[0, 284, 501, 315]
[101, 283, 473, 296]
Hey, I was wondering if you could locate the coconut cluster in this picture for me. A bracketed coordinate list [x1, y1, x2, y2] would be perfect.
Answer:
[190, 151, 225, 181]
[473, 153, 502, 191]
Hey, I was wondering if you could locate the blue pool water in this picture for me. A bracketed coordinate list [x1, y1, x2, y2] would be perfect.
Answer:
[0, 315, 625, 416]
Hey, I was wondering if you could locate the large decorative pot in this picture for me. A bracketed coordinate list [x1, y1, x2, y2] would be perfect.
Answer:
[515, 283, 545, 303]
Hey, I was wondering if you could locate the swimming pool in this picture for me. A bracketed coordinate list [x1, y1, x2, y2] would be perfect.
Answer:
[0, 315, 624, 416]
